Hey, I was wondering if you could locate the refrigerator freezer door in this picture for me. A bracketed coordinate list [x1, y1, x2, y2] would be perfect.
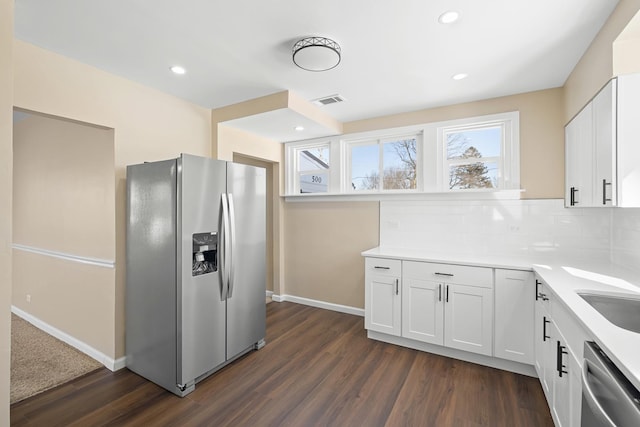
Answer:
[178, 154, 227, 385]
[226, 163, 267, 359]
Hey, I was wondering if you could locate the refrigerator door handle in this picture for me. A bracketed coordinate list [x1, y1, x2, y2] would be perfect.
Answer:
[227, 193, 237, 299]
[220, 193, 231, 300]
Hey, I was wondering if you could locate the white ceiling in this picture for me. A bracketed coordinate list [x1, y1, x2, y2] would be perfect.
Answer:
[14, 0, 618, 128]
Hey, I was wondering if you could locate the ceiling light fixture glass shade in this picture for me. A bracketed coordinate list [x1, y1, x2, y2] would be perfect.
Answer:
[292, 37, 341, 72]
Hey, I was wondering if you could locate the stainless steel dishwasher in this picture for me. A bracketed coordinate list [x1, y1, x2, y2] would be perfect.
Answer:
[582, 341, 640, 426]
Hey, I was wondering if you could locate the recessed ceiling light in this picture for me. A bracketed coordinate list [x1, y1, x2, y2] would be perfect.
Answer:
[294, 125, 305, 131]
[452, 73, 468, 80]
[170, 65, 186, 75]
[438, 11, 459, 24]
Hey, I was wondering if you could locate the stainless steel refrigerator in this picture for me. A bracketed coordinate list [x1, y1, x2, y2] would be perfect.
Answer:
[125, 153, 266, 397]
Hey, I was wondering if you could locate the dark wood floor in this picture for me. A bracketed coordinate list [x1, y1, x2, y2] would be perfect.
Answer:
[11, 302, 553, 426]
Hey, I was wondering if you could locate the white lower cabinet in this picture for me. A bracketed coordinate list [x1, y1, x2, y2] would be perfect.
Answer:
[365, 256, 536, 375]
[534, 274, 585, 427]
[494, 269, 535, 364]
[402, 261, 493, 357]
[402, 275, 443, 344]
[364, 258, 401, 336]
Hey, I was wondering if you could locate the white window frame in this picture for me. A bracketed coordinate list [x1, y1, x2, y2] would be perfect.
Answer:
[433, 112, 520, 192]
[284, 111, 520, 200]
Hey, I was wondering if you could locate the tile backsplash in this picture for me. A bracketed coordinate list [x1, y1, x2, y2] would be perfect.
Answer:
[611, 208, 640, 272]
[380, 199, 616, 261]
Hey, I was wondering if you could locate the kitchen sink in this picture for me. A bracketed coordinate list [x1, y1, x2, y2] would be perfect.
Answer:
[578, 292, 640, 334]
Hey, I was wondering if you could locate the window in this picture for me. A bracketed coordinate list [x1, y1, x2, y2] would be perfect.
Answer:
[284, 111, 519, 198]
[435, 112, 519, 193]
[295, 144, 330, 193]
[445, 125, 502, 190]
[348, 135, 419, 192]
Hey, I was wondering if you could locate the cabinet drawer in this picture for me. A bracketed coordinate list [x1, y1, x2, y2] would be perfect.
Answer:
[403, 261, 493, 288]
[365, 257, 401, 277]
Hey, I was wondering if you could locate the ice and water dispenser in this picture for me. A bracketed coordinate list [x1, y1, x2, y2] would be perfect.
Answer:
[192, 232, 217, 276]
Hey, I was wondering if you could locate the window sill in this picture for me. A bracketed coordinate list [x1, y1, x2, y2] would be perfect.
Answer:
[284, 189, 525, 203]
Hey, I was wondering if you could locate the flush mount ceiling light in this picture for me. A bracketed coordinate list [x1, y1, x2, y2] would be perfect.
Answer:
[170, 65, 186, 75]
[292, 36, 341, 72]
[452, 73, 468, 80]
[438, 11, 459, 24]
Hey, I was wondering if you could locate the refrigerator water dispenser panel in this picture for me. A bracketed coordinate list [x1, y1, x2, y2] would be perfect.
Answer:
[192, 232, 217, 276]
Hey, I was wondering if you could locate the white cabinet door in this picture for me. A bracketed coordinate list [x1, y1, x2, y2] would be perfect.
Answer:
[444, 283, 493, 356]
[565, 103, 594, 207]
[541, 314, 555, 399]
[365, 274, 401, 335]
[593, 78, 616, 206]
[617, 73, 640, 207]
[551, 324, 571, 427]
[494, 269, 534, 364]
[402, 277, 444, 345]
[534, 298, 545, 379]
[364, 258, 401, 336]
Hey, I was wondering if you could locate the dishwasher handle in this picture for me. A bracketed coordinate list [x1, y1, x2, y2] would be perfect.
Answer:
[582, 360, 617, 427]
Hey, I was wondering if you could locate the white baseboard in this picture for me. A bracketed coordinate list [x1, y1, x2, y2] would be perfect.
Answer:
[11, 306, 124, 372]
[265, 290, 274, 298]
[368, 330, 538, 378]
[270, 294, 364, 317]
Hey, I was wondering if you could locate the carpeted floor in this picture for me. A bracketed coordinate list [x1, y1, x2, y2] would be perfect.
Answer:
[10, 313, 103, 404]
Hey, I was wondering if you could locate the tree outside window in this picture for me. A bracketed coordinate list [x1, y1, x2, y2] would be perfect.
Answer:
[446, 127, 501, 190]
[353, 137, 418, 191]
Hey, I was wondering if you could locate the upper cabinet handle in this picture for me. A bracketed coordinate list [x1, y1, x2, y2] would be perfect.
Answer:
[602, 179, 612, 205]
[570, 187, 579, 206]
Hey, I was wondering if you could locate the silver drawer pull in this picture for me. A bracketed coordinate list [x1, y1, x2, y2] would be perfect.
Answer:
[374, 266, 390, 270]
[434, 272, 453, 277]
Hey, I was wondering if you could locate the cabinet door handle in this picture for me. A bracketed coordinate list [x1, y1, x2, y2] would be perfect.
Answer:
[602, 179, 612, 205]
[374, 266, 390, 270]
[556, 341, 569, 377]
[434, 272, 454, 277]
[395, 279, 399, 296]
[543, 317, 550, 342]
[535, 279, 541, 301]
[438, 284, 442, 302]
[570, 187, 579, 206]
[445, 285, 449, 303]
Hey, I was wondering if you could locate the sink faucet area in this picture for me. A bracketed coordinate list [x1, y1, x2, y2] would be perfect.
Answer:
[577, 292, 640, 334]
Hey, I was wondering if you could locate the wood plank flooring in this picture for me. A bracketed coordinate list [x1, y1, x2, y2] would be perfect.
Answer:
[11, 302, 553, 426]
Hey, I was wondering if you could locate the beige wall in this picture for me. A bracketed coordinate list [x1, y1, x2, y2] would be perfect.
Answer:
[1, 0, 13, 422]
[346, 88, 565, 200]
[213, 119, 285, 296]
[613, 9, 640, 76]
[12, 114, 115, 355]
[13, 40, 212, 359]
[284, 202, 379, 308]
[564, 0, 640, 122]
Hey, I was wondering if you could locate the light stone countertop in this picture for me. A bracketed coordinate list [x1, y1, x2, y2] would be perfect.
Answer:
[362, 246, 640, 390]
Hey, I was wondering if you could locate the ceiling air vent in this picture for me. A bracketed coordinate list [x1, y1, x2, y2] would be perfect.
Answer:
[312, 94, 346, 106]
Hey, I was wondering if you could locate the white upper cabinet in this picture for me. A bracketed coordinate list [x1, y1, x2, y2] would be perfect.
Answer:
[565, 73, 640, 207]
[616, 73, 640, 207]
[565, 102, 594, 207]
